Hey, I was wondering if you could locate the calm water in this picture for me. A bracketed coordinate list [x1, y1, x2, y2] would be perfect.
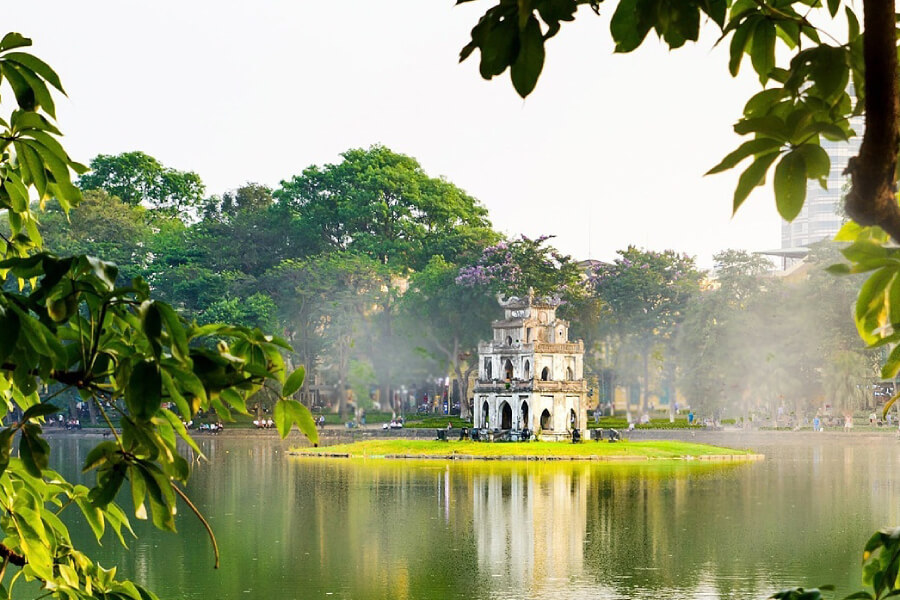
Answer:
[48, 433, 900, 600]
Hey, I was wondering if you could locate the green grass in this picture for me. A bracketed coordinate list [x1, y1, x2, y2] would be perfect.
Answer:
[588, 417, 703, 430]
[403, 416, 471, 429]
[291, 439, 755, 460]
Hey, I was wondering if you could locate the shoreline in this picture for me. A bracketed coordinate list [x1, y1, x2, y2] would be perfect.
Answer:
[287, 438, 764, 462]
[290, 450, 766, 462]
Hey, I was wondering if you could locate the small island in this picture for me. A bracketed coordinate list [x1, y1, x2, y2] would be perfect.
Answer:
[290, 439, 763, 462]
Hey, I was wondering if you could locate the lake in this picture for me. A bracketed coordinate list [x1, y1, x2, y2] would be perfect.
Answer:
[50, 432, 900, 599]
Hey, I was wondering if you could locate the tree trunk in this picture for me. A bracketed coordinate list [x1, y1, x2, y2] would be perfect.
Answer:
[845, 0, 900, 240]
[641, 349, 649, 415]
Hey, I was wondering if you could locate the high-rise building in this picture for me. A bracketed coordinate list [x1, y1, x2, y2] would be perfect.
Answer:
[780, 113, 864, 249]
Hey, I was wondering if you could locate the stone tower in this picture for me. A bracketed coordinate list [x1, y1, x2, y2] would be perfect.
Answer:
[473, 289, 588, 441]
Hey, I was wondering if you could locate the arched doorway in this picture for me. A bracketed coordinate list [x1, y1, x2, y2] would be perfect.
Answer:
[541, 367, 550, 381]
[482, 401, 489, 428]
[500, 402, 512, 429]
[540, 409, 551, 430]
[520, 401, 529, 430]
[484, 359, 492, 380]
[566, 367, 573, 380]
[504, 359, 514, 380]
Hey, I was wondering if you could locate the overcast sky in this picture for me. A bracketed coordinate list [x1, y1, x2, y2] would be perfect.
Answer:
[8, 1, 784, 267]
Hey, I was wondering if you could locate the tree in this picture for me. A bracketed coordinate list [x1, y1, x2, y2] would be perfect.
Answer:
[275, 145, 496, 271]
[400, 256, 498, 420]
[591, 247, 702, 415]
[0, 33, 315, 600]
[276, 145, 498, 405]
[78, 151, 204, 214]
[455, 234, 584, 298]
[263, 252, 384, 417]
[456, 1, 900, 410]
[37, 189, 151, 284]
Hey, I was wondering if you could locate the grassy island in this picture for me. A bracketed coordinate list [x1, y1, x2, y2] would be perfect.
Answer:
[289, 439, 761, 462]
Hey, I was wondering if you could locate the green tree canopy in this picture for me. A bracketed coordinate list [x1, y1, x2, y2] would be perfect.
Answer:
[275, 145, 496, 271]
[78, 151, 205, 214]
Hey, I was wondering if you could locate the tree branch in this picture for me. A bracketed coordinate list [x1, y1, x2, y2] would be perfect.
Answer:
[844, 0, 900, 241]
[0, 543, 25, 567]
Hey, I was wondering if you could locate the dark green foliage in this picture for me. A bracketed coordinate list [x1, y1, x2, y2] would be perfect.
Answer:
[78, 151, 205, 214]
[0, 33, 317, 600]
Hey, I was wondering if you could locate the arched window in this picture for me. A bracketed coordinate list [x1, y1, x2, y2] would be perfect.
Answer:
[484, 359, 492, 380]
[540, 409, 551, 430]
[541, 367, 550, 381]
[526, 328, 532, 343]
[482, 401, 490, 428]
[569, 408, 577, 430]
[566, 367, 573, 381]
[504, 359, 514, 380]
[500, 402, 512, 429]
[506, 335, 512, 346]
[520, 401, 529, 430]
[524, 360, 531, 380]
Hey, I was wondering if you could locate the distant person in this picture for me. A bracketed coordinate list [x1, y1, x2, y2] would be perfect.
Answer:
[844, 415, 853, 432]
[447, 421, 452, 430]
[688, 411, 694, 425]
[812, 416, 820, 432]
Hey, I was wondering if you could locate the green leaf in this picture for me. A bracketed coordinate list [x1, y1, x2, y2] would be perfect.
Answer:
[1, 63, 35, 111]
[90, 462, 128, 508]
[856, 268, 895, 345]
[706, 138, 782, 175]
[0, 307, 20, 363]
[0, 428, 15, 475]
[510, 16, 545, 98]
[283, 366, 306, 397]
[733, 150, 779, 213]
[21, 402, 60, 422]
[773, 150, 807, 221]
[733, 116, 786, 138]
[728, 16, 754, 76]
[129, 465, 149, 520]
[825, 263, 851, 275]
[82, 441, 119, 473]
[6, 62, 55, 119]
[155, 302, 190, 364]
[126, 360, 162, 421]
[140, 301, 163, 358]
[749, 19, 775, 83]
[220, 388, 248, 416]
[793, 143, 829, 180]
[4, 51, 64, 93]
[19, 423, 50, 477]
[610, 0, 653, 53]
[0, 33, 32, 51]
[273, 398, 319, 444]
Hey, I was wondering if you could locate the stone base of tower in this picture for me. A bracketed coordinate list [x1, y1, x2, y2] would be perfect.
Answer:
[534, 430, 577, 442]
[472, 388, 588, 441]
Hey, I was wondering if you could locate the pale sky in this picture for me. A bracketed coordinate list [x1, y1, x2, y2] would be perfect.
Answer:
[8, 1, 784, 267]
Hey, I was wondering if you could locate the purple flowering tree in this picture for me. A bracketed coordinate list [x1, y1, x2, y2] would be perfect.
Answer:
[456, 234, 585, 299]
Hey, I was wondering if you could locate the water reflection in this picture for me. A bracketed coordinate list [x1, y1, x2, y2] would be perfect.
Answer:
[472, 466, 587, 593]
[46, 435, 900, 600]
